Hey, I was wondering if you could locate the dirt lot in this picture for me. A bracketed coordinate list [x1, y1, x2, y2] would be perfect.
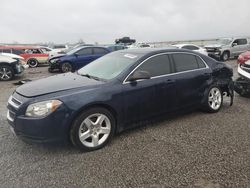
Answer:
[0, 61, 249, 188]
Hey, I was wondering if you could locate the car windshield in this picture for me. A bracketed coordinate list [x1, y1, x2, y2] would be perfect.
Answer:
[77, 52, 142, 80]
[217, 38, 232, 45]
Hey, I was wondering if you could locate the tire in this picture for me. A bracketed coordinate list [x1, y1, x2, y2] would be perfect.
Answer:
[221, 51, 229, 61]
[27, 59, 38, 68]
[70, 107, 116, 151]
[48, 67, 54, 73]
[60, 62, 73, 73]
[0, 65, 14, 81]
[203, 86, 223, 113]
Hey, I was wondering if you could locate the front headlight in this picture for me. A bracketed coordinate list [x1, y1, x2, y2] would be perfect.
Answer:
[50, 58, 60, 64]
[25, 100, 62, 117]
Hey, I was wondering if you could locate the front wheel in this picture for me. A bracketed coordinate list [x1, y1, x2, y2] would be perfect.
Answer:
[221, 51, 229, 61]
[60, 62, 73, 73]
[203, 86, 223, 113]
[0, 65, 14, 81]
[70, 107, 115, 151]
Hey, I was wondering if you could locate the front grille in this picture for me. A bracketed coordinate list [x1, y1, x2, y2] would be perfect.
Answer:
[206, 48, 218, 52]
[7, 95, 23, 122]
[7, 110, 15, 122]
[8, 96, 22, 109]
[241, 65, 250, 73]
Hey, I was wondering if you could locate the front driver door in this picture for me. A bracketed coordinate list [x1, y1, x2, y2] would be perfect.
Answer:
[74, 48, 94, 69]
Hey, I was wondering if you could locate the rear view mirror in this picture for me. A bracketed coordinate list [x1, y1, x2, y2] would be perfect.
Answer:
[232, 43, 237, 47]
[127, 71, 151, 82]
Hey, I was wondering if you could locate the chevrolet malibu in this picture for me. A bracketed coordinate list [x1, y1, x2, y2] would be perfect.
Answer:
[7, 49, 234, 151]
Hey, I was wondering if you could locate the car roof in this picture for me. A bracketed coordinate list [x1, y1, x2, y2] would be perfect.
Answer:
[117, 47, 188, 54]
[115, 47, 208, 59]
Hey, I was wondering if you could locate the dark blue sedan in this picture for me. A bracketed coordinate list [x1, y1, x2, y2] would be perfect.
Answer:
[7, 48, 234, 151]
[48, 46, 110, 73]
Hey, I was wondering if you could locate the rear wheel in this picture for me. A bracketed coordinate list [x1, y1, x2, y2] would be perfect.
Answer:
[203, 86, 223, 113]
[0, 65, 14, 81]
[27, 59, 38, 68]
[60, 62, 73, 73]
[70, 107, 115, 151]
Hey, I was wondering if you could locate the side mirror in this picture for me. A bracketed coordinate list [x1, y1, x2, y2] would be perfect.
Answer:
[127, 70, 151, 82]
[232, 43, 237, 47]
[74, 53, 79, 57]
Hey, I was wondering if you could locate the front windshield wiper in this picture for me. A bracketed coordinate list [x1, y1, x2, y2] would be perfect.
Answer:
[78, 73, 102, 81]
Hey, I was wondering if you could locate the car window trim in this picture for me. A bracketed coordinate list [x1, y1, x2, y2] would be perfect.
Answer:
[123, 52, 209, 84]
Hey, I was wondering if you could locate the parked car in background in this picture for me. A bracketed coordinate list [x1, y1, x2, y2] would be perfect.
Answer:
[205, 38, 250, 61]
[105, 44, 127, 52]
[7, 49, 233, 151]
[0, 47, 26, 56]
[237, 50, 250, 65]
[0, 46, 49, 67]
[234, 50, 250, 97]
[40, 46, 53, 53]
[51, 44, 69, 53]
[0, 53, 29, 69]
[174, 44, 208, 56]
[48, 46, 110, 73]
[0, 55, 24, 81]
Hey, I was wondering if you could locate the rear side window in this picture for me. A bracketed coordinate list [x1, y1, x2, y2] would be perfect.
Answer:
[182, 45, 199, 50]
[77, 48, 92, 55]
[2, 49, 11, 53]
[93, 48, 108, 55]
[12, 49, 24, 55]
[238, 39, 247, 45]
[173, 53, 205, 72]
[196, 56, 206, 68]
[136, 54, 171, 77]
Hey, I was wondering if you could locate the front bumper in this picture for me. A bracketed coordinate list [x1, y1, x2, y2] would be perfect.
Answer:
[6, 93, 71, 143]
[48, 60, 60, 70]
[205, 48, 222, 60]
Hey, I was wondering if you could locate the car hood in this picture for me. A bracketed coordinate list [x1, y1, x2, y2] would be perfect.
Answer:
[0, 53, 24, 60]
[0, 55, 16, 63]
[16, 73, 103, 97]
[204, 44, 224, 48]
[49, 54, 66, 61]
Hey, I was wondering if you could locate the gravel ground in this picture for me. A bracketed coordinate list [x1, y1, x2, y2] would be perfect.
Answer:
[0, 61, 249, 188]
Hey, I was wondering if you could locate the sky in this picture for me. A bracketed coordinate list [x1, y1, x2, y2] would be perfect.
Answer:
[0, 0, 250, 44]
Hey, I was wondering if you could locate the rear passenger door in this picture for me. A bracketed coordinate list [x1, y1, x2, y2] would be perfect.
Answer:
[171, 53, 211, 109]
[123, 54, 177, 125]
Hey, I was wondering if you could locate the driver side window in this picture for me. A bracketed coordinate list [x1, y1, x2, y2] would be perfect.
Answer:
[134, 54, 172, 77]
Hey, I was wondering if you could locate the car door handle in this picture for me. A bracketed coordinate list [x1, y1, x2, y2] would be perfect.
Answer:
[203, 73, 211, 76]
[165, 79, 175, 84]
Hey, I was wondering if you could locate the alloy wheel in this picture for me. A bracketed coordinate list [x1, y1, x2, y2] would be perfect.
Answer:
[208, 88, 222, 110]
[61, 63, 72, 73]
[0, 67, 13, 80]
[28, 59, 38, 68]
[78, 113, 111, 148]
